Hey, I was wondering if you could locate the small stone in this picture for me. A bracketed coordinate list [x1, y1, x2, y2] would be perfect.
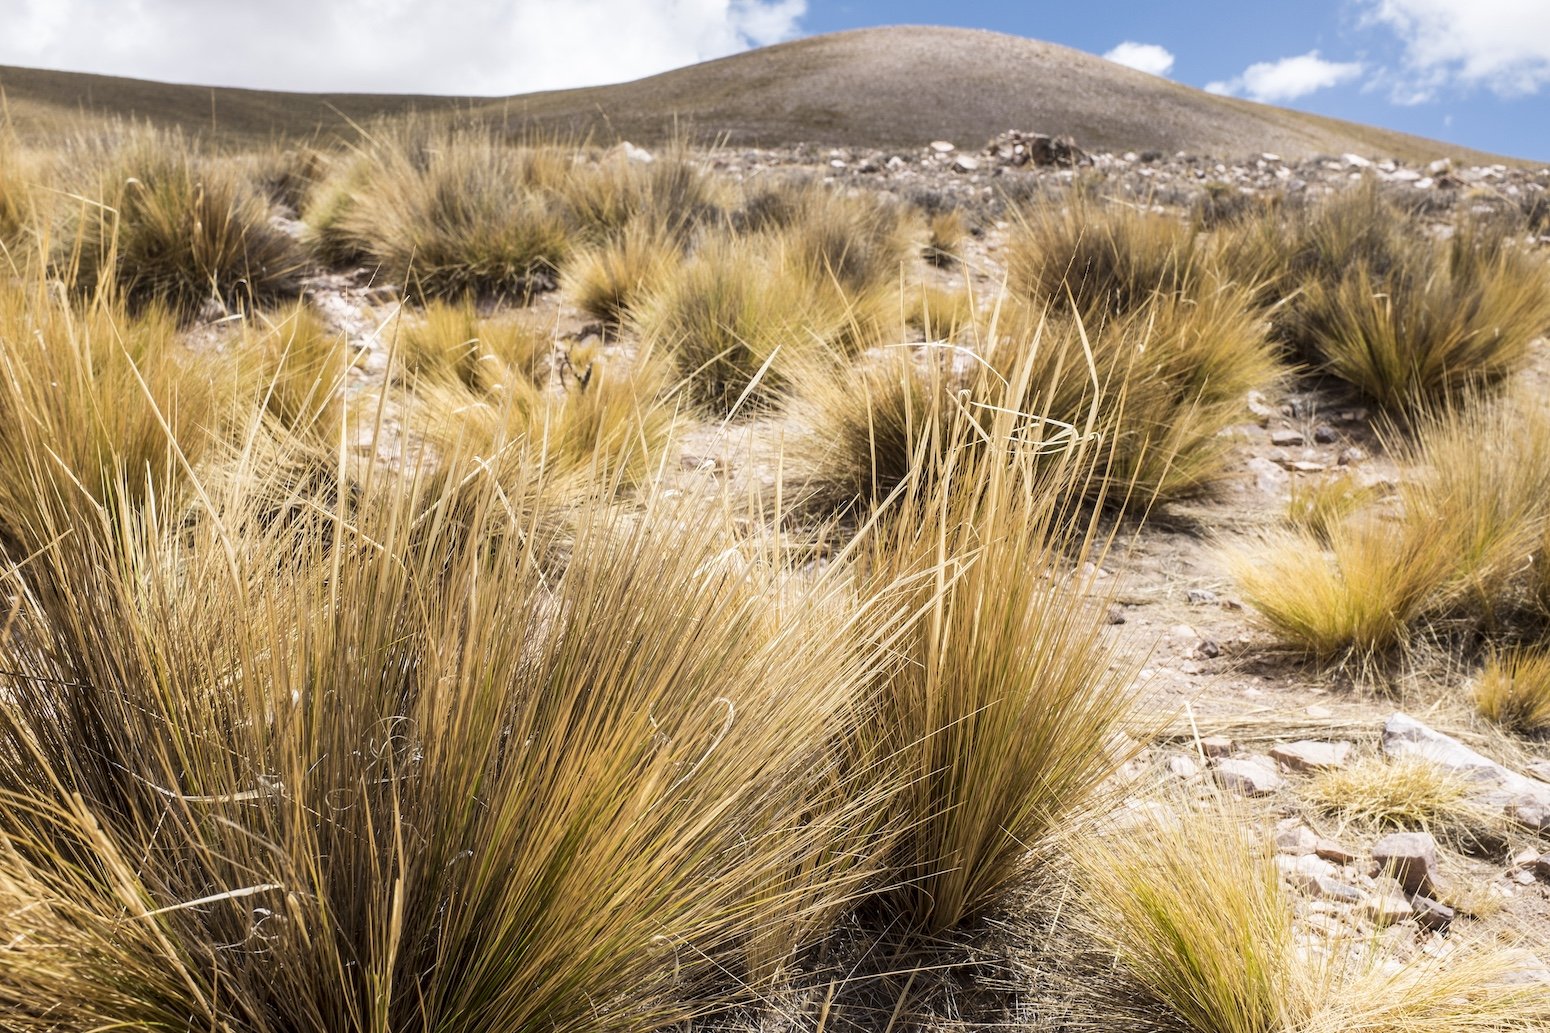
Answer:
[1186, 588, 1219, 606]
[829, 158, 847, 168]
[1287, 461, 1328, 474]
[1526, 759, 1550, 781]
[1315, 838, 1358, 865]
[1337, 446, 1368, 466]
[1313, 424, 1339, 444]
[1214, 756, 1285, 797]
[885, 155, 906, 170]
[1270, 428, 1306, 447]
[1305, 705, 1334, 719]
[1246, 390, 1278, 422]
[1105, 606, 1127, 625]
[1410, 895, 1454, 930]
[929, 140, 956, 154]
[1199, 735, 1235, 758]
[1363, 892, 1413, 926]
[1167, 755, 1201, 779]
[1313, 875, 1365, 902]
[1372, 831, 1442, 897]
[951, 154, 980, 173]
[1270, 740, 1353, 773]
[1535, 856, 1550, 880]
[1508, 847, 1540, 871]
[1275, 824, 1319, 855]
[1247, 456, 1290, 493]
[1343, 153, 1373, 168]
[1195, 639, 1222, 660]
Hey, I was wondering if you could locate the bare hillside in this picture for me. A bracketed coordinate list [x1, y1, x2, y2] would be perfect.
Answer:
[0, 26, 1525, 164]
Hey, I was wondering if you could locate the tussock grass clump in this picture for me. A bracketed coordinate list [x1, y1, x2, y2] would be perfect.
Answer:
[69, 138, 305, 317]
[0, 447, 895, 1030]
[0, 136, 38, 258]
[925, 208, 967, 266]
[236, 303, 351, 439]
[989, 285, 1279, 506]
[1295, 230, 1550, 411]
[560, 147, 722, 242]
[1229, 519, 1454, 662]
[1078, 802, 1550, 1033]
[858, 425, 1139, 933]
[307, 127, 570, 300]
[740, 177, 916, 297]
[1474, 650, 1550, 734]
[903, 283, 975, 340]
[1396, 394, 1550, 614]
[245, 144, 329, 214]
[634, 235, 829, 416]
[1286, 472, 1381, 543]
[398, 299, 553, 390]
[1302, 755, 1483, 836]
[562, 220, 680, 327]
[1078, 806, 1296, 1033]
[1004, 200, 1203, 318]
[0, 285, 217, 558]
[787, 350, 966, 515]
[417, 347, 677, 489]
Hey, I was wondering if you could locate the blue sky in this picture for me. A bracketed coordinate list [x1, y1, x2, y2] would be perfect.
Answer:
[2, 0, 1547, 160]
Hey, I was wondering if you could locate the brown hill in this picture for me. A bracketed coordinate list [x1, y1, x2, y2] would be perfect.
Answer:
[0, 26, 1524, 164]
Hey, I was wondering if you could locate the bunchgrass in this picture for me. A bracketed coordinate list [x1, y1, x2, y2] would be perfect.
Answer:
[0, 407, 900, 1030]
[562, 220, 680, 328]
[1287, 473, 1381, 543]
[987, 284, 1279, 506]
[856, 394, 1140, 933]
[1474, 650, 1550, 735]
[1295, 231, 1550, 412]
[1004, 199, 1203, 319]
[633, 234, 830, 416]
[398, 299, 553, 391]
[234, 303, 351, 440]
[307, 126, 571, 300]
[1077, 800, 1550, 1033]
[68, 135, 305, 318]
[1229, 518, 1455, 662]
[1300, 755, 1500, 852]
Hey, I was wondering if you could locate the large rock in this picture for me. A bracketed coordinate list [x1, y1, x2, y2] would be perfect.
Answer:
[1270, 740, 1352, 773]
[1382, 713, 1550, 823]
[1371, 831, 1442, 897]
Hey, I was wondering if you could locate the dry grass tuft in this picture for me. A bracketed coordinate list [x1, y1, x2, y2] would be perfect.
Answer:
[68, 135, 305, 318]
[1287, 473, 1381, 543]
[1078, 800, 1550, 1033]
[988, 284, 1279, 506]
[857, 403, 1139, 933]
[1302, 755, 1475, 832]
[306, 126, 570, 300]
[925, 208, 967, 266]
[1004, 200, 1203, 319]
[415, 345, 678, 490]
[562, 220, 680, 327]
[633, 234, 830, 416]
[1295, 230, 1550, 412]
[398, 298, 553, 391]
[1229, 518, 1454, 662]
[1474, 649, 1550, 735]
[234, 303, 351, 440]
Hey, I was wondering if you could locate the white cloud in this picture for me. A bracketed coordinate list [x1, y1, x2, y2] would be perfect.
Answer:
[1206, 51, 1365, 103]
[1362, 0, 1550, 100]
[0, 0, 807, 94]
[1103, 41, 1175, 78]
